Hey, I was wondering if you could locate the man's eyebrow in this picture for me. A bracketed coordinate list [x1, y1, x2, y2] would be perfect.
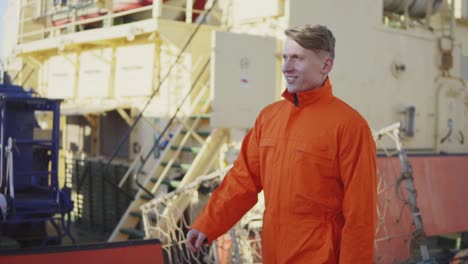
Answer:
[282, 53, 301, 58]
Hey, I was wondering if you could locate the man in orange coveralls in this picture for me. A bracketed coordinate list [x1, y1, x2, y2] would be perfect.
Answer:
[186, 24, 377, 263]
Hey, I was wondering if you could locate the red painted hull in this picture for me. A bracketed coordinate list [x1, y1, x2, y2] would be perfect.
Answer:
[375, 155, 468, 263]
[0, 239, 164, 264]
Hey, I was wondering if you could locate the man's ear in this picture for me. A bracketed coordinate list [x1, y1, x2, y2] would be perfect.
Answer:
[321, 58, 334, 74]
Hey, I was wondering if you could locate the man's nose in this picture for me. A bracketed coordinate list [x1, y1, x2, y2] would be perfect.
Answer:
[282, 60, 293, 73]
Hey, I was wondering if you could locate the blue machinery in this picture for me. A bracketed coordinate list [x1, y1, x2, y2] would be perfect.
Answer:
[0, 84, 74, 246]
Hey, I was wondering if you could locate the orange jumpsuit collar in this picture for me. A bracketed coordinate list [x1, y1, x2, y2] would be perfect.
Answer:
[282, 77, 333, 107]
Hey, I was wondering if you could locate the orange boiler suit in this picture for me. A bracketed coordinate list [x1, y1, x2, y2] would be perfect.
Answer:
[191, 78, 377, 263]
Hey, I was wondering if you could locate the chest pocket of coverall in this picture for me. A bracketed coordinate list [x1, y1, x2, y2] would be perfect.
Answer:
[292, 139, 339, 215]
[259, 137, 276, 187]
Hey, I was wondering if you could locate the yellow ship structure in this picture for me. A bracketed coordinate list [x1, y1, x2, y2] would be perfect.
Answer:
[1, 0, 468, 263]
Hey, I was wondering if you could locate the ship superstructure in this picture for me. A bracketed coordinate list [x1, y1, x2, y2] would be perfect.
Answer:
[1, 0, 468, 263]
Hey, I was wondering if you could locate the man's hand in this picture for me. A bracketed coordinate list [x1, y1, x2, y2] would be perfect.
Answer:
[186, 229, 207, 252]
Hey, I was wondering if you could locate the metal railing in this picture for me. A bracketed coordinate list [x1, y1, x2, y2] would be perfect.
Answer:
[18, 0, 221, 44]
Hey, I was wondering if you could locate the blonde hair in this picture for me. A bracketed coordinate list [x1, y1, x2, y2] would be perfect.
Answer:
[285, 24, 336, 59]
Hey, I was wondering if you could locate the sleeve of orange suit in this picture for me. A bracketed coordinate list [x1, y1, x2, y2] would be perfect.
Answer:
[338, 123, 377, 263]
[190, 121, 263, 243]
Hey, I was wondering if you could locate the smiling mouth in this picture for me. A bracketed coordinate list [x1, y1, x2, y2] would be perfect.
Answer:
[286, 76, 297, 82]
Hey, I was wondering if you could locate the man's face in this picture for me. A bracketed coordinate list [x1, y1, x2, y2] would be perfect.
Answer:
[282, 38, 333, 93]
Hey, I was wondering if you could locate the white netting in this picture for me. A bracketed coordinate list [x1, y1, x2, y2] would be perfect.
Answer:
[373, 123, 429, 264]
[141, 123, 428, 264]
[141, 165, 263, 264]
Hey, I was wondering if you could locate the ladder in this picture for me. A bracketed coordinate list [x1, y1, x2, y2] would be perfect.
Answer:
[108, 64, 224, 241]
